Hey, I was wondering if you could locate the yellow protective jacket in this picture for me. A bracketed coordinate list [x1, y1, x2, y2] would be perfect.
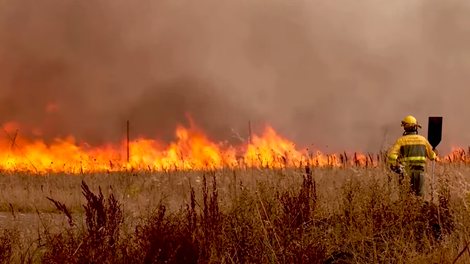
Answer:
[388, 133, 436, 168]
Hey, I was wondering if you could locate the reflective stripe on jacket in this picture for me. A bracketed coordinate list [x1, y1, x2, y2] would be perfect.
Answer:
[388, 133, 436, 167]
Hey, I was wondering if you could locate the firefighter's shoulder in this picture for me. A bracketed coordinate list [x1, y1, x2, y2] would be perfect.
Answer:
[415, 134, 429, 141]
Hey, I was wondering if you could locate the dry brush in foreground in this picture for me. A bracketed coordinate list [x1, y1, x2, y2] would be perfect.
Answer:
[1, 163, 470, 263]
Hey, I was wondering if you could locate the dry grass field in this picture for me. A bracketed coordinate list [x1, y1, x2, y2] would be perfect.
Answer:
[1, 160, 470, 263]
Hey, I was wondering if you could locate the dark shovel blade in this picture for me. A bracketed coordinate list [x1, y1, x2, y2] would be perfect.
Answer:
[428, 117, 443, 149]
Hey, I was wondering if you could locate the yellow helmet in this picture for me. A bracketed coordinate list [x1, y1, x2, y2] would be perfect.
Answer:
[401, 115, 422, 130]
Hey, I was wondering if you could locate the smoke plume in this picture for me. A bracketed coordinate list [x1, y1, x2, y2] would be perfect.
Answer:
[0, 0, 469, 154]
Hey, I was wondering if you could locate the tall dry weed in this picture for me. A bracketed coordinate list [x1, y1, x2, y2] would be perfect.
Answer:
[127, 204, 198, 264]
[42, 180, 123, 264]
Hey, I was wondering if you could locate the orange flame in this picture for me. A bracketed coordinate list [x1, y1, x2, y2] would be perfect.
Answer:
[0, 120, 462, 174]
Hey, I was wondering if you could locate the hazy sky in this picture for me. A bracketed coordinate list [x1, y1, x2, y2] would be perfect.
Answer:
[0, 0, 468, 154]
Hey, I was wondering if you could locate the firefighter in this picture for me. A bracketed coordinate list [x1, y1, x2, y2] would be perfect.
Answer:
[388, 116, 437, 198]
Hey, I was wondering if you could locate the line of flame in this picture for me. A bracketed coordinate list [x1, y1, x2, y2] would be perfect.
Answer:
[0, 121, 464, 174]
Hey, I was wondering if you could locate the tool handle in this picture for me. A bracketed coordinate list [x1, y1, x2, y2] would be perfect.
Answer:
[431, 159, 435, 202]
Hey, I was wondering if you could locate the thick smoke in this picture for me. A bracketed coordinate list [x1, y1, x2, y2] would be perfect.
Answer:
[0, 0, 468, 154]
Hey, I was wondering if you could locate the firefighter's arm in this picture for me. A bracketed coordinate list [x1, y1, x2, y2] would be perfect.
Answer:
[388, 138, 402, 166]
[425, 140, 437, 160]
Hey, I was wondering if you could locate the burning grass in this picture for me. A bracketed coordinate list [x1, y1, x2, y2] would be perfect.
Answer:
[1, 162, 470, 263]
